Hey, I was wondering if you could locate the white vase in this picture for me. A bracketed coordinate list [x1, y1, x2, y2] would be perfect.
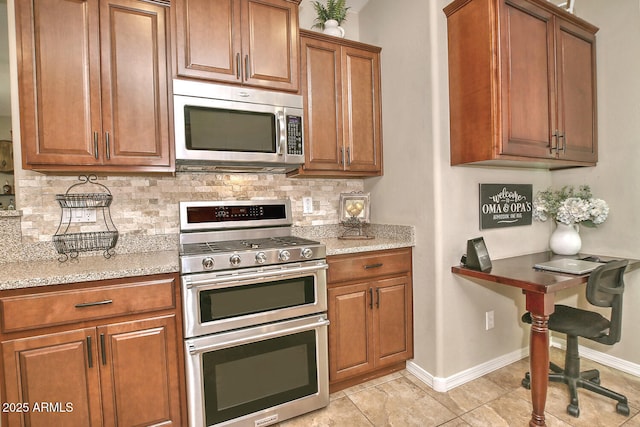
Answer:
[549, 222, 582, 255]
[323, 19, 345, 38]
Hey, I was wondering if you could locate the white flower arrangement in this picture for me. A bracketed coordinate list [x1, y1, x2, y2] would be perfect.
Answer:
[533, 185, 609, 227]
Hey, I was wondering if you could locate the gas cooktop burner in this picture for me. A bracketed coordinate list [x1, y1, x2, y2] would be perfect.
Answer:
[180, 236, 321, 256]
[179, 200, 326, 274]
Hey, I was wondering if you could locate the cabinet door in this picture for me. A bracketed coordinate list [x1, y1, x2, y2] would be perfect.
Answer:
[500, 0, 556, 159]
[99, 0, 172, 169]
[241, 0, 299, 91]
[373, 276, 413, 367]
[175, 0, 242, 83]
[98, 315, 182, 426]
[300, 36, 343, 171]
[342, 46, 382, 172]
[328, 282, 374, 382]
[1, 328, 102, 427]
[555, 18, 597, 163]
[16, 0, 102, 167]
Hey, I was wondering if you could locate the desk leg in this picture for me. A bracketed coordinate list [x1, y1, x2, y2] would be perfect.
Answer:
[525, 292, 554, 427]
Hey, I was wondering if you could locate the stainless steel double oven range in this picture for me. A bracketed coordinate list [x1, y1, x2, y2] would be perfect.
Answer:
[179, 199, 329, 427]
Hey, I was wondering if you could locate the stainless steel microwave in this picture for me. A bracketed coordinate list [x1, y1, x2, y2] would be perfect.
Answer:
[173, 79, 304, 173]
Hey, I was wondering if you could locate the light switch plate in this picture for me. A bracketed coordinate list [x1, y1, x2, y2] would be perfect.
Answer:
[302, 197, 313, 214]
[62, 208, 97, 223]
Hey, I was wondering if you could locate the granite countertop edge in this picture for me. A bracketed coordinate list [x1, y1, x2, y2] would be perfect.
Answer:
[0, 250, 179, 291]
[1, 224, 414, 291]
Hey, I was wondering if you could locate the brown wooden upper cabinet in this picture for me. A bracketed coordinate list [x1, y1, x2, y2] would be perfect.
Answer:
[174, 0, 300, 92]
[15, 0, 174, 173]
[444, 0, 598, 169]
[289, 30, 383, 178]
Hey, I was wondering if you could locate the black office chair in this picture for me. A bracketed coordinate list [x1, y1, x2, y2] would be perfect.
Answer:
[521, 259, 630, 418]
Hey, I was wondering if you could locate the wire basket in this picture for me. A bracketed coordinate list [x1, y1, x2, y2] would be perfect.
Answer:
[55, 193, 113, 208]
[53, 175, 119, 262]
[53, 231, 118, 260]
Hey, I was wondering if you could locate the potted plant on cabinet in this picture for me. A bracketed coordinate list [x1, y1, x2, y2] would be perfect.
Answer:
[311, 0, 350, 38]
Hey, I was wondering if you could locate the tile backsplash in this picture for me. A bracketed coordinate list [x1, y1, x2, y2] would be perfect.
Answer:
[16, 172, 364, 244]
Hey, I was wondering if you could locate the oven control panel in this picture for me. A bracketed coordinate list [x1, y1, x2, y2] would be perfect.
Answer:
[180, 200, 293, 231]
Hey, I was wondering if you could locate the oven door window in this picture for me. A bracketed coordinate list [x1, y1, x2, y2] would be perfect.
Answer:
[184, 106, 276, 153]
[203, 330, 318, 425]
[199, 276, 316, 323]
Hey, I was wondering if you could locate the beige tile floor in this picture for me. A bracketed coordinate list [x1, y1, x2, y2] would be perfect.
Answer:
[281, 348, 640, 426]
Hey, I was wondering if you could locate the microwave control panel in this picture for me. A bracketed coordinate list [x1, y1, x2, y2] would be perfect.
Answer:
[286, 115, 303, 155]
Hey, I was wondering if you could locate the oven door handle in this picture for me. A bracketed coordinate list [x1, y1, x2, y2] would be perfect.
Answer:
[184, 263, 328, 288]
[187, 317, 330, 355]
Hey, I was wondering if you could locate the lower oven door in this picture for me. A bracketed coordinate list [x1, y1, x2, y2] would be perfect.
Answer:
[185, 314, 330, 427]
[182, 260, 327, 338]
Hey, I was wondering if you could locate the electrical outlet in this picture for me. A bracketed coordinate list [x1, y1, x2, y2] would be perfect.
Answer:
[485, 310, 495, 330]
[62, 208, 97, 223]
[302, 197, 313, 214]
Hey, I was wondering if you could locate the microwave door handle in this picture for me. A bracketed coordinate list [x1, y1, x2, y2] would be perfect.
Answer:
[276, 111, 286, 156]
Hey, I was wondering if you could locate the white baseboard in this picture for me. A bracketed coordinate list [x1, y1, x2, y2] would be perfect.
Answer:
[406, 348, 528, 392]
[550, 337, 640, 378]
[406, 340, 640, 392]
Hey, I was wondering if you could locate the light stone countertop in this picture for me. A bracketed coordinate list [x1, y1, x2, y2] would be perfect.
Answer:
[321, 236, 414, 256]
[0, 250, 179, 291]
[294, 223, 415, 256]
[0, 224, 414, 291]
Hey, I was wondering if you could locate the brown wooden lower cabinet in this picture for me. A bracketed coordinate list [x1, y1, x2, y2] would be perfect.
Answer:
[327, 248, 413, 392]
[0, 273, 185, 426]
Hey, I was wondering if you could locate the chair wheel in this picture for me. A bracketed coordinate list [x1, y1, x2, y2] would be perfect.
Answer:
[521, 378, 531, 389]
[616, 402, 630, 416]
[567, 404, 580, 417]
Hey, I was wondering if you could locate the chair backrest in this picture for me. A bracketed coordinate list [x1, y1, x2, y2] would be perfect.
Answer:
[586, 259, 628, 345]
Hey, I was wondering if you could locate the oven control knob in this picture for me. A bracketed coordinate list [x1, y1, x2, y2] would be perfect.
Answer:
[230, 254, 242, 267]
[279, 250, 291, 262]
[255, 252, 267, 264]
[202, 257, 215, 270]
[301, 248, 314, 259]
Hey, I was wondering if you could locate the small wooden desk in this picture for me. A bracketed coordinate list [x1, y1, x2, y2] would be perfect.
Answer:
[452, 252, 639, 427]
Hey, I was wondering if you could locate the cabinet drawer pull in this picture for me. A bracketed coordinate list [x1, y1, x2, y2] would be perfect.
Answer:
[346, 147, 351, 166]
[340, 147, 344, 165]
[376, 287, 380, 308]
[87, 336, 93, 368]
[364, 263, 383, 270]
[236, 53, 241, 80]
[75, 299, 113, 308]
[368, 287, 373, 309]
[244, 55, 250, 81]
[100, 333, 107, 366]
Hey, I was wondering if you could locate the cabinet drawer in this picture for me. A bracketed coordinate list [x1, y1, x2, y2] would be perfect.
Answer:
[328, 248, 412, 284]
[0, 277, 176, 333]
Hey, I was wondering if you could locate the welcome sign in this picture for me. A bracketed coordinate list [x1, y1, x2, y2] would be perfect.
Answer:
[479, 184, 533, 229]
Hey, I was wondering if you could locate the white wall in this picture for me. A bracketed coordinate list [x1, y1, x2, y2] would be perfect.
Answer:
[358, 0, 640, 380]
[549, 0, 640, 362]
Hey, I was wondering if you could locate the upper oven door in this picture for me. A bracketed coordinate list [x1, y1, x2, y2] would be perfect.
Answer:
[173, 80, 304, 167]
[182, 260, 328, 338]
